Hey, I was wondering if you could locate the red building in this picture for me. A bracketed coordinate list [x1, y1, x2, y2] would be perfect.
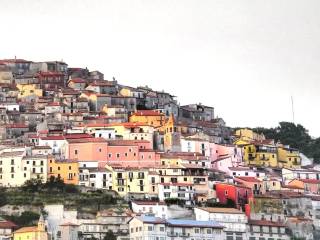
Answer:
[215, 183, 253, 209]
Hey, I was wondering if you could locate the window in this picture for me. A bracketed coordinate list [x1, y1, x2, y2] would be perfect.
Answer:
[116, 153, 120, 158]
[11, 167, 14, 173]
[11, 159, 14, 165]
[98, 148, 102, 152]
[160, 226, 165, 232]
[207, 229, 212, 234]
[11, 174, 14, 178]
[69, 166, 72, 170]
[40, 161, 43, 166]
[245, 172, 248, 176]
[148, 226, 153, 231]
[108, 153, 112, 158]
[195, 228, 200, 233]
[125, 153, 128, 157]
[49, 167, 52, 173]
[58, 167, 61, 171]
[74, 150, 78, 155]
[225, 190, 228, 196]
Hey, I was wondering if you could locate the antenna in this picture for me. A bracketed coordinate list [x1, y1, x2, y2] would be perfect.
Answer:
[291, 96, 295, 124]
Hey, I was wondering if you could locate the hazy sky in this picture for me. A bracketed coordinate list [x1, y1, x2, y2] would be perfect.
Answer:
[1, 0, 320, 136]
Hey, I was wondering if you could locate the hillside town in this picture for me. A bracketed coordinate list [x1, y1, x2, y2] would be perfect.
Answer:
[0, 58, 319, 240]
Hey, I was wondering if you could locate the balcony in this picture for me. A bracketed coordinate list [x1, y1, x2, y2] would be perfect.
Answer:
[179, 232, 190, 237]
[167, 232, 178, 237]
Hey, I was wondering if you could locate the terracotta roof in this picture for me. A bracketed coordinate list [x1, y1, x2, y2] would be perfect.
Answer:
[47, 102, 60, 106]
[40, 136, 65, 141]
[229, 167, 252, 171]
[248, 219, 286, 227]
[197, 207, 243, 214]
[4, 124, 28, 128]
[36, 71, 64, 77]
[131, 110, 164, 117]
[69, 78, 86, 84]
[14, 226, 40, 233]
[67, 137, 107, 143]
[299, 179, 320, 184]
[59, 222, 79, 227]
[0, 219, 17, 229]
[107, 140, 150, 146]
[234, 177, 262, 183]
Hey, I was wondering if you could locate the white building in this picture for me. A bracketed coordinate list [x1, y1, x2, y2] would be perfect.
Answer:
[129, 216, 224, 240]
[94, 129, 116, 140]
[228, 167, 266, 178]
[282, 168, 320, 182]
[158, 183, 195, 205]
[0, 217, 17, 240]
[131, 201, 168, 218]
[38, 136, 66, 155]
[194, 207, 248, 240]
[247, 219, 289, 240]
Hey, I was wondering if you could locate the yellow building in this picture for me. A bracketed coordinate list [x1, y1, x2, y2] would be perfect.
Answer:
[13, 214, 48, 240]
[112, 167, 149, 197]
[48, 158, 79, 185]
[277, 146, 301, 169]
[129, 110, 165, 128]
[160, 114, 188, 151]
[235, 128, 265, 142]
[242, 143, 278, 168]
[17, 84, 43, 101]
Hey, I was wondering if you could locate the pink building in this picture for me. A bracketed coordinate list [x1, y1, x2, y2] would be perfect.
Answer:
[65, 137, 108, 161]
[106, 140, 160, 167]
[209, 143, 243, 170]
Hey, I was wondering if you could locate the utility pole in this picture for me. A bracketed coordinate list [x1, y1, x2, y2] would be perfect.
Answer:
[291, 96, 295, 124]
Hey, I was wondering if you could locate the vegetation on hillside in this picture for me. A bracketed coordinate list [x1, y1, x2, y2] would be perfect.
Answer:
[0, 176, 119, 213]
[248, 121, 320, 163]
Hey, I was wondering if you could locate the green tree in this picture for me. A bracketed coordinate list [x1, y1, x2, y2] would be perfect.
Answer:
[103, 230, 116, 240]
[253, 121, 320, 163]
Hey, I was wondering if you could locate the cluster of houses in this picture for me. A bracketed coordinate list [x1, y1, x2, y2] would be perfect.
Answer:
[0, 58, 319, 240]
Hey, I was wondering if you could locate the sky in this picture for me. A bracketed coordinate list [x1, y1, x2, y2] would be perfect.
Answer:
[1, 0, 320, 136]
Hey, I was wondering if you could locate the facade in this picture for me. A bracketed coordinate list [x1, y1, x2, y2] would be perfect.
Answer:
[48, 158, 79, 185]
[0, 217, 17, 240]
[194, 207, 248, 240]
[129, 216, 224, 240]
[129, 110, 165, 128]
[57, 222, 79, 240]
[215, 183, 253, 209]
[13, 215, 49, 240]
[247, 219, 289, 240]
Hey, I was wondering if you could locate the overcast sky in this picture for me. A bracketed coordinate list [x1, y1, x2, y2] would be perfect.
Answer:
[1, 0, 320, 136]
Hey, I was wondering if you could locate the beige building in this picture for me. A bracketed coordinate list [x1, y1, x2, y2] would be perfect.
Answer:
[0, 147, 48, 187]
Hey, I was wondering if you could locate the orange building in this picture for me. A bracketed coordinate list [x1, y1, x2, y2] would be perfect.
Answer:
[48, 157, 79, 185]
[129, 110, 165, 128]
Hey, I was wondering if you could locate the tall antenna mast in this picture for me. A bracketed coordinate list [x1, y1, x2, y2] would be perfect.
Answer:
[291, 96, 295, 124]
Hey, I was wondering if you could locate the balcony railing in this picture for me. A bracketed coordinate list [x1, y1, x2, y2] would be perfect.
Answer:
[179, 232, 190, 237]
[167, 232, 178, 237]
